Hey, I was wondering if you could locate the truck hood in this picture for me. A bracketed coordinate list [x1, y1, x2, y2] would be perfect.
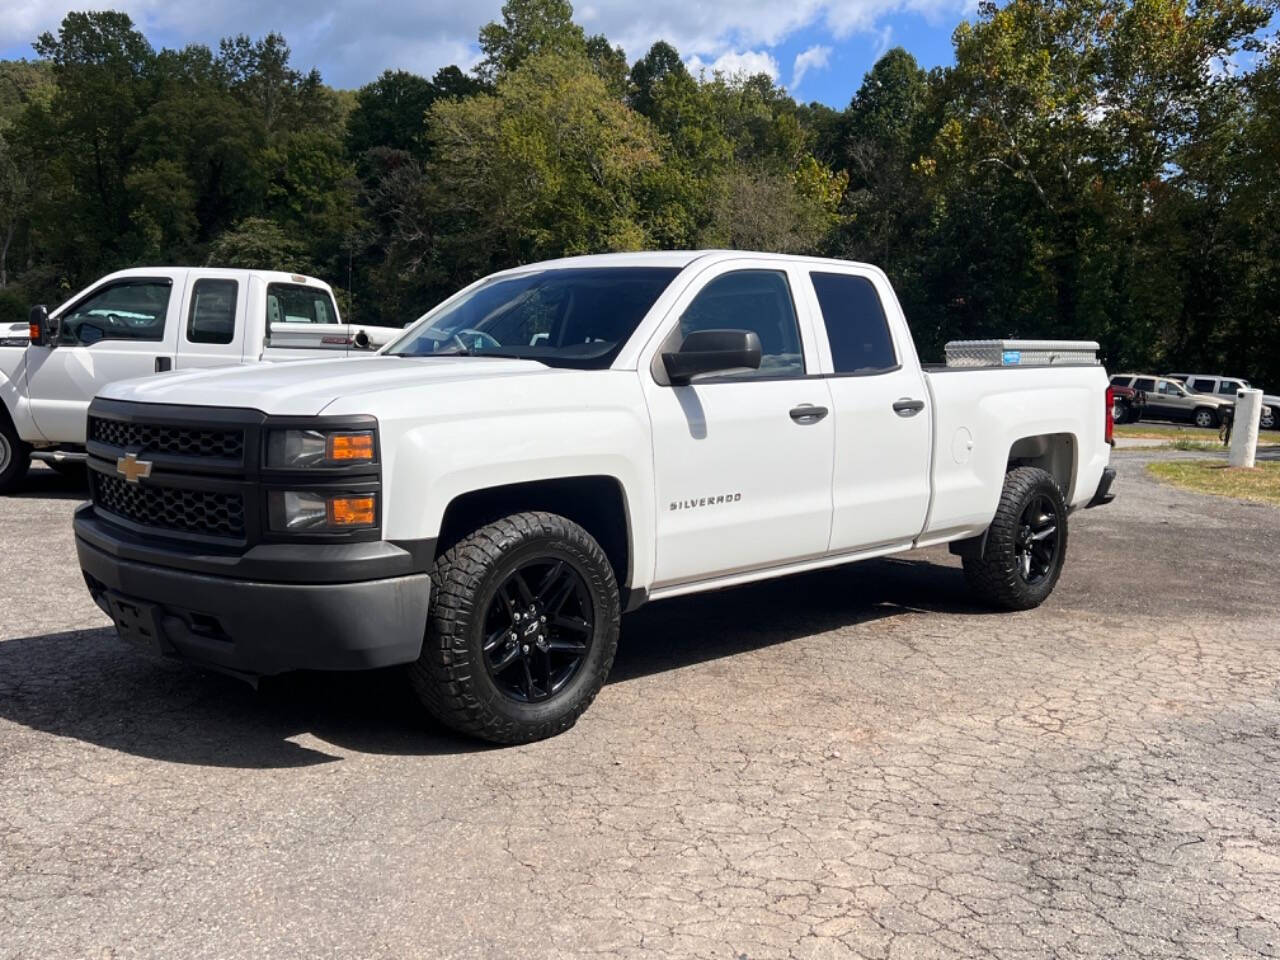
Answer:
[1, 321, 30, 347]
[99, 356, 554, 416]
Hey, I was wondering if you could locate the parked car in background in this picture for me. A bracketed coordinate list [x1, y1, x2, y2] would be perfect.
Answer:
[1109, 374, 1235, 428]
[1172, 373, 1278, 430]
[1110, 383, 1146, 424]
[0, 267, 404, 492]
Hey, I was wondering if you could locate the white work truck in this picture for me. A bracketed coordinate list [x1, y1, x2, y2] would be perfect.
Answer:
[73, 251, 1115, 743]
[0, 267, 402, 491]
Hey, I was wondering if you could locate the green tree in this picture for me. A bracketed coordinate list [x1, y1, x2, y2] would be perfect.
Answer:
[206, 216, 310, 271]
[428, 51, 661, 274]
[477, 0, 587, 82]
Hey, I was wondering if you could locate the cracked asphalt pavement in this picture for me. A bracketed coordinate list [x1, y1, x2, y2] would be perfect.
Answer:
[2, 452, 1278, 959]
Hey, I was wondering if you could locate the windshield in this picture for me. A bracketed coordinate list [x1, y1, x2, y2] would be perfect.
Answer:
[385, 267, 680, 368]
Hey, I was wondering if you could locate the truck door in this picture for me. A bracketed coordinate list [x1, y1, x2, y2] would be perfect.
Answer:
[802, 269, 932, 553]
[25, 273, 182, 444]
[641, 262, 835, 588]
[174, 274, 247, 370]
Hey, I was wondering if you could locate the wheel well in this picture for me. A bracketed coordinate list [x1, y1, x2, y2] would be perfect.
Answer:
[1007, 433, 1076, 499]
[436, 476, 631, 588]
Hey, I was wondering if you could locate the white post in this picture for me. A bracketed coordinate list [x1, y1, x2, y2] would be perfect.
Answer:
[1229, 388, 1263, 469]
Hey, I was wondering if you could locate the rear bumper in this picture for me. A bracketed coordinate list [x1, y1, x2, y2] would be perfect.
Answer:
[1086, 467, 1116, 508]
[75, 507, 430, 678]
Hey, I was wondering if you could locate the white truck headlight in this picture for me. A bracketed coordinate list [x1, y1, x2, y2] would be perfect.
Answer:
[268, 490, 378, 532]
[266, 429, 375, 468]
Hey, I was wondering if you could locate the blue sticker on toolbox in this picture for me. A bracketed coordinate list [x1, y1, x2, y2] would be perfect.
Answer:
[1002, 350, 1022, 365]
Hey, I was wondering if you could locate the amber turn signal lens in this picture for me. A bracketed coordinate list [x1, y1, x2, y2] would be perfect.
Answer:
[326, 431, 375, 462]
[29, 322, 41, 341]
[327, 495, 376, 527]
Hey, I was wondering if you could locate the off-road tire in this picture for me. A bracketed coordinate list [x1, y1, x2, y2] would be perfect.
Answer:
[1193, 407, 1218, 429]
[962, 466, 1068, 611]
[0, 414, 31, 494]
[409, 511, 620, 744]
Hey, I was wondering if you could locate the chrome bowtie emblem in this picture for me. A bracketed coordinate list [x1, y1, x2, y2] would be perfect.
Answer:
[116, 453, 153, 484]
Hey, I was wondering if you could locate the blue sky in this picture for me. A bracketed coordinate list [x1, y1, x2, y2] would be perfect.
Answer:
[1, 1, 976, 107]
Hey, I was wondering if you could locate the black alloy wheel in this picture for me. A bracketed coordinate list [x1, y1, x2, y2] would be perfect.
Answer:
[962, 466, 1069, 611]
[410, 511, 621, 744]
[482, 557, 594, 703]
[1014, 493, 1061, 586]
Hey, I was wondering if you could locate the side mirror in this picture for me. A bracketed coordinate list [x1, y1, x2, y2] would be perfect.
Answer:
[28, 305, 57, 348]
[662, 329, 762, 386]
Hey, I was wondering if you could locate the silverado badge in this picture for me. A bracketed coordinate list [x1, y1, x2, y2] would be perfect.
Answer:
[116, 453, 153, 484]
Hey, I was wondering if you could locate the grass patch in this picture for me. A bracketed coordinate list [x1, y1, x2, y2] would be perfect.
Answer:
[1115, 423, 1280, 446]
[1147, 459, 1280, 506]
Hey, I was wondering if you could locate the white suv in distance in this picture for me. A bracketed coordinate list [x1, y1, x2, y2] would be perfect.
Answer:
[1168, 373, 1278, 430]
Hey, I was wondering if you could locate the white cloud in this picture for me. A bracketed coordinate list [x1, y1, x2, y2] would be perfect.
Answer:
[791, 44, 832, 90]
[1, 0, 971, 89]
[687, 49, 781, 81]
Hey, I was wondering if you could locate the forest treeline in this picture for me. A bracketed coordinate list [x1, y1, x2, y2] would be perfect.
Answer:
[1, 0, 1278, 383]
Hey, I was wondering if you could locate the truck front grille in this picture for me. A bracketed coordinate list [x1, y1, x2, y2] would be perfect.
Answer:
[88, 416, 245, 462]
[92, 472, 246, 539]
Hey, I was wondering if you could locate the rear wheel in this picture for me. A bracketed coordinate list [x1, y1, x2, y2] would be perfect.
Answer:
[0, 416, 31, 494]
[1111, 398, 1130, 424]
[409, 511, 620, 744]
[1193, 407, 1218, 429]
[963, 467, 1068, 611]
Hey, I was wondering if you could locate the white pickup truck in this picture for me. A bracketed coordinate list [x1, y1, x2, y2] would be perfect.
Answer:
[73, 251, 1115, 743]
[0, 267, 402, 491]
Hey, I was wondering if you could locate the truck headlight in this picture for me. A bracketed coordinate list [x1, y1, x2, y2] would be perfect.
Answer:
[268, 490, 378, 532]
[266, 429, 375, 468]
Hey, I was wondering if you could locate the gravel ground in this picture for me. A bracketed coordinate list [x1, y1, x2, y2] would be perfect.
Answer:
[1, 454, 1278, 960]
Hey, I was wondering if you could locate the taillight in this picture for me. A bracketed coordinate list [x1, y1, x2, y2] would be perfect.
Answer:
[1105, 387, 1115, 444]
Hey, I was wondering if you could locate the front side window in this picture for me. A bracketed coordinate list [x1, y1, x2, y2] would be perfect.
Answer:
[188, 279, 238, 345]
[386, 267, 679, 369]
[59, 280, 172, 345]
[809, 272, 897, 374]
[677, 270, 804, 379]
[267, 284, 338, 326]
[1219, 381, 1241, 395]
[1134, 377, 1156, 392]
[1157, 380, 1184, 396]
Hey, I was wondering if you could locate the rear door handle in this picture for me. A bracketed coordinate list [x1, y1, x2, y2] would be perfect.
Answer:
[893, 398, 925, 417]
[790, 404, 829, 424]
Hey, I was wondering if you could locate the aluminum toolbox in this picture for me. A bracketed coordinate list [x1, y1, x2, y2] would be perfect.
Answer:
[944, 339, 1100, 368]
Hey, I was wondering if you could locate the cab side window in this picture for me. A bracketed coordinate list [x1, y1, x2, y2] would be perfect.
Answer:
[678, 270, 803, 379]
[809, 272, 897, 374]
[187, 279, 238, 345]
[59, 280, 172, 345]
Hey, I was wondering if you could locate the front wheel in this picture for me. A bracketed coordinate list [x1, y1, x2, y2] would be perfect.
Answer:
[1111, 399, 1130, 425]
[1193, 408, 1219, 429]
[963, 467, 1068, 611]
[0, 417, 31, 494]
[409, 511, 620, 744]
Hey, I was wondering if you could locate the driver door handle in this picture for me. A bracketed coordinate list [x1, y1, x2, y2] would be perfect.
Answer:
[790, 404, 829, 424]
[893, 398, 925, 417]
